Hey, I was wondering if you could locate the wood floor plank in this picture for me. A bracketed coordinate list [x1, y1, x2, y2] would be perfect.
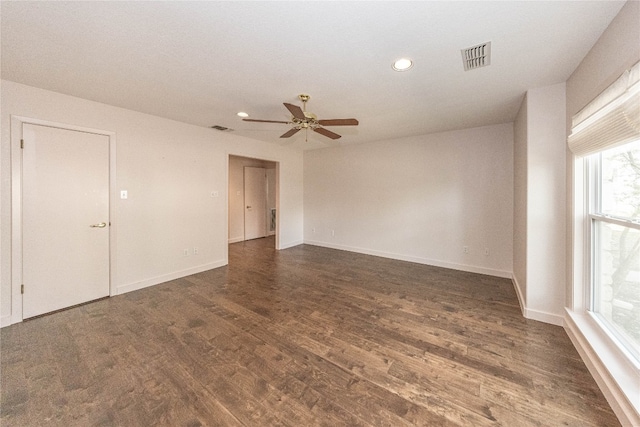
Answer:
[1, 236, 621, 426]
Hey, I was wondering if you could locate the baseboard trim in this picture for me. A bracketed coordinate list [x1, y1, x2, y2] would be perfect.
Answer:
[511, 274, 526, 316]
[510, 274, 564, 326]
[564, 310, 640, 426]
[303, 239, 512, 279]
[524, 307, 564, 326]
[1, 314, 12, 328]
[116, 260, 228, 295]
[228, 237, 302, 250]
[279, 240, 303, 250]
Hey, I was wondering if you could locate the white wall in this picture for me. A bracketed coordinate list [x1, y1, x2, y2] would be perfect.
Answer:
[304, 123, 514, 278]
[0, 80, 304, 326]
[228, 156, 276, 243]
[512, 83, 567, 327]
[525, 83, 567, 325]
[513, 94, 528, 307]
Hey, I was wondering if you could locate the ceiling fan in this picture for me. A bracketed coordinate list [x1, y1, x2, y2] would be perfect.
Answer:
[242, 94, 358, 141]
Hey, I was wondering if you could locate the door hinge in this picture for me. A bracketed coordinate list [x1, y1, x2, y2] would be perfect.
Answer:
[20, 139, 24, 149]
[21, 284, 24, 294]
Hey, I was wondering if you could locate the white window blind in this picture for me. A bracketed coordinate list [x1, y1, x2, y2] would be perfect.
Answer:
[568, 60, 640, 157]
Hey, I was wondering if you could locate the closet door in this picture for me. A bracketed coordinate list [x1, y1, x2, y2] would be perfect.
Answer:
[22, 123, 110, 318]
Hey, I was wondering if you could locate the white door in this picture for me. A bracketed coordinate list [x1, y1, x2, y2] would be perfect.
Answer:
[244, 167, 267, 240]
[22, 123, 110, 318]
[266, 168, 276, 236]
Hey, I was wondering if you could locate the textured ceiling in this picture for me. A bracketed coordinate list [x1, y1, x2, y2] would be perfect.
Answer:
[1, 1, 626, 150]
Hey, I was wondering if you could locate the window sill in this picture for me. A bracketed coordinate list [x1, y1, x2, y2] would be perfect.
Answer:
[565, 308, 640, 425]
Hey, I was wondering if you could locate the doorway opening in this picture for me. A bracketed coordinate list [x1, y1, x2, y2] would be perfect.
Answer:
[228, 155, 278, 248]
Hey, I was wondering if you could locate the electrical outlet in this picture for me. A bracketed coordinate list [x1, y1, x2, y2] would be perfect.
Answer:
[484, 248, 490, 256]
[183, 249, 189, 256]
[193, 247, 199, 255]
[331, 229, 335, 237]
[463, 246, 469, 254]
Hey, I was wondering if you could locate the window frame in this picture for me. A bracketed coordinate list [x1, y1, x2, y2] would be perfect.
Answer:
[567, 60, 640, 423]
[584, 147, 640, 364]
[566, 155, 639, 424]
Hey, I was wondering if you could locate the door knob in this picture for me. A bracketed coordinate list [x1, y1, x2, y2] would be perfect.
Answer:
[246, 206, 251, 209]
[90, 222, 107, 228]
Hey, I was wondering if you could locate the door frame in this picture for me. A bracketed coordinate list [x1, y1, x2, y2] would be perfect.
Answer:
[10, 116, 117, 324]
[227, 153, 280, 250]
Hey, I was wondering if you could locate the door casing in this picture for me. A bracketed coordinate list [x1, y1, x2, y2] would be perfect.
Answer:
[226, 154, 280, 251]
[22, 123, 110, 318]
[10, 116, 117, 324]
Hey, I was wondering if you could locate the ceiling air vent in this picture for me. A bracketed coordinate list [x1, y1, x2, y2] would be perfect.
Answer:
[211, 125, 233, 132]
[461, 42, 491, 71]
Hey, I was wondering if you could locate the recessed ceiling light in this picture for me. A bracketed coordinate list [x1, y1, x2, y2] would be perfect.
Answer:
[392, 58, 413, 72]
[237, 112, 249, 118]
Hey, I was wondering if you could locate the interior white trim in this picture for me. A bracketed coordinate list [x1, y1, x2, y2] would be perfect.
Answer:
[116, 260, 227, 295]
[511, 274, 526, 316]
[223, 152, 230, 266]
[569, 142, 640, 423]
[1, 315, 12, 328]
[564, 309, 640, 426]
[511, 274, 564, 326]
[226, 153, 282, 250]
[304, 239, 512, 279]
[274, 162, 281, 250]
[9, 115, 117, 326]
[524, 308, 564, 326]
[279, 240, 304, 250]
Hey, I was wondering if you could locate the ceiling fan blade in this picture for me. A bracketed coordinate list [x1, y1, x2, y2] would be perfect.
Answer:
[283, 103, 306, 120]
[314, 127, 342, 140]
[280, 128, 301, 138]
[317, 118, 359, 126]
[243, 118, 290, 124]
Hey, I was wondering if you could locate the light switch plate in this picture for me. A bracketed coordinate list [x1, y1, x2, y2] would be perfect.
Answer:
[120, 190, 128, 199]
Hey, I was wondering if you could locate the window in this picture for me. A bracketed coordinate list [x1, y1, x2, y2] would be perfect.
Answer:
[568, 60, 640, 421]
[588, 141, 640, 361]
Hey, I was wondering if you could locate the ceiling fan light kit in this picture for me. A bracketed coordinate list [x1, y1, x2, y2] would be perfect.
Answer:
[243, 94, 359, 142]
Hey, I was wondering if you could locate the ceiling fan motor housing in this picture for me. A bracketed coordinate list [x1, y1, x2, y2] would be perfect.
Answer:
[292, 112, 319, 129]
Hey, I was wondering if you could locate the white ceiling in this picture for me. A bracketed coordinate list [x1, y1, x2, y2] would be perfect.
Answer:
[1, 1, 626, 150]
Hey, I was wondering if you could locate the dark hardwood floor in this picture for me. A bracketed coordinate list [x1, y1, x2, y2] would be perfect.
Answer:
[1, 237, 620, 426]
